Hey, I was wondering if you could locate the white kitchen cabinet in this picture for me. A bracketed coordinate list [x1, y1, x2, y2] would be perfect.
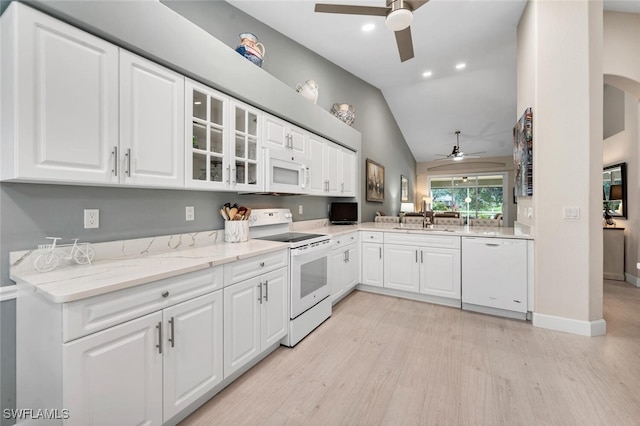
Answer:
[383, 233, 461, 304]
[185, 79, 263, 191]
[1, 2, 119, 184]
[18, 266, 225, 426]
[419, 247, 461, 300]
[361, 231, 384, 287]
[329, 232, 359, 302]
[308, 134, 357, 197]
[264, 114, 307, 157]
[162, 291, 223, 420]
[384, 244, 421, 292]
[223, 267, 288, 378]
[119, 51, 185, 188]
[230, 99, 262, 191]
[63, 311, 163, 426]
[340, 147, 356, 197]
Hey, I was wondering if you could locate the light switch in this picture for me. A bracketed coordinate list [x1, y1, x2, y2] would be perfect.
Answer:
[562, 207, 580, 219]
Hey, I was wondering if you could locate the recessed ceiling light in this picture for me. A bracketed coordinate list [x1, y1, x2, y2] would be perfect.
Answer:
[362, 23, 375, 32]
[455, 63, 466, 70]
[422, 71, 433, 78]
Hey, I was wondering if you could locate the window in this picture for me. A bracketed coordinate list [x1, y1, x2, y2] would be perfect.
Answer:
[429, 174, 505, 221]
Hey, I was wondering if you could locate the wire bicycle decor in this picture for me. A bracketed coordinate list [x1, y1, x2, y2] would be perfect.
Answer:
[33, 237, 96, 273]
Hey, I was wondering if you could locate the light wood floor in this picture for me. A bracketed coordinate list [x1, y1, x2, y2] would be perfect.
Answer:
[180, 280, 640, 425]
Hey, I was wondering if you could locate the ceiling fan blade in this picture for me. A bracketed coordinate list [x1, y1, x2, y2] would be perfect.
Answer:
[314, 4, 388, 16]
[395, 27, 414, 62]
[405, 0, 430, 12]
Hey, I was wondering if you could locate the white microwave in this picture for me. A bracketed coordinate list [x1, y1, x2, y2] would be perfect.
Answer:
[263, 148, 309, 194]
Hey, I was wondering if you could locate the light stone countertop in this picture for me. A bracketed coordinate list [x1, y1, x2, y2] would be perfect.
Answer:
[9, 220, 532, 304]
[10, 233, 288, 303]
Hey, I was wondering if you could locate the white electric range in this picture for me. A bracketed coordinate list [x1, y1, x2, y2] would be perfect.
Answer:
[249, 209, 332, 347]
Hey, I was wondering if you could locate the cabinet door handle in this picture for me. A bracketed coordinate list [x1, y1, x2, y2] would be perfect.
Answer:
[156, 321, 163, 354]
[226, 165, 231, 183]
[258, 283, 263, 304]
[415, 250, 418, 263]
[379, 247, 382, 259]
[264, 280, 269, 302]
[111, 146, 118, 176]
[231, 168, 236, 185]
[125, 148, 131, 177]
[346, 250, 350, 262]
[168, 317, 175, 348]
[421, 251, 424, 263]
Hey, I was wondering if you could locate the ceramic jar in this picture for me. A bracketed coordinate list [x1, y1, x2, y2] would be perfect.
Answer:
[296, 80, 319, 104]
[235, 32, 265, 67]
[331, 103, 356, 126]
[224, 221, 249, 243]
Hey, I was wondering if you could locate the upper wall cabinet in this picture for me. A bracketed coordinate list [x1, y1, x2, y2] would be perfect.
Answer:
[308, 134, 356, 197]
[184, 79, 263, 192]
[1, 3, 185, 188]
[264, 114, 308, 158]
[119, 52, 185, 188]
[1, 3, 119, 184]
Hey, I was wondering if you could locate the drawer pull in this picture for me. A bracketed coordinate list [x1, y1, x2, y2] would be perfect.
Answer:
[156, 322, 163, 354]
[260, 262, 265, 267]
[168, 317, 175, 348]
[162, 291, 169, 298]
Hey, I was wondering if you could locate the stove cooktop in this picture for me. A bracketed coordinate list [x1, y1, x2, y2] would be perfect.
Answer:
[254, 232, 326, 243]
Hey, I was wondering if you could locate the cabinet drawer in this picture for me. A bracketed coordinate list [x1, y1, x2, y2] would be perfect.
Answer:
[332, 232, 358, 249]
[62, 266, 223, 342]
[360, 231, 383, 243]
[223, 249, 288, 286]
[384, 232, 461, 249]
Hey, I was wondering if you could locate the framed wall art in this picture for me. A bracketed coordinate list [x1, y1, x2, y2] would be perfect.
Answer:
[401, 175, 408, 202]
[366, 158, 385, 202]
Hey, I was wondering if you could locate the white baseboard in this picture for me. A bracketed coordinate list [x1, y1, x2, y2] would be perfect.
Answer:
[532, 312, 606, 336]
[0, 285, 17, 302]
[624, 273, 640, 287]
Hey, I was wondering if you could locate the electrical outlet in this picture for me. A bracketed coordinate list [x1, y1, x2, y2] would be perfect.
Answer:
[84, 209, 99, 229]
[299, 205, 303, 215]
[186, 206, 195, 221]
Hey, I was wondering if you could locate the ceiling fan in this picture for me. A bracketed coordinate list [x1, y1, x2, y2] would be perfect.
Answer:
[435, 131, 485, 161]
[314, 0, 430, 62]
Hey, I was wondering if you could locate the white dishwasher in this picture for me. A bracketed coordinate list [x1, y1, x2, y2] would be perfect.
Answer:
[462, 237, 528, 319]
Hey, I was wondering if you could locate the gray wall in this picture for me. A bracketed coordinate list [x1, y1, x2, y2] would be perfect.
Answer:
[0, 0, 415, 421]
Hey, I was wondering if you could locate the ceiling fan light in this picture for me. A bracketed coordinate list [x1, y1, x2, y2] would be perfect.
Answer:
[386, 8, 412, 31]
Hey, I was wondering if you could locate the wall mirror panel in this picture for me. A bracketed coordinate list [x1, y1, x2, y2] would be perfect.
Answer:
[603, 162, 626, 218]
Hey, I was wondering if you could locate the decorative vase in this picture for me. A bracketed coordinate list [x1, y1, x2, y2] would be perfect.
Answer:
[296, 80, 319, 104]
[235, 32, 265, 67]
[331, 103, 356, 126]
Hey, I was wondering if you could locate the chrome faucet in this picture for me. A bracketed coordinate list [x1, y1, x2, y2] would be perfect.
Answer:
[422, 200, 428, 228]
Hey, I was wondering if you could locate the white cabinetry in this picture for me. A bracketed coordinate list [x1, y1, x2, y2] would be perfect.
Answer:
[308, 134, 356, 197]
[264, 114, 307, 157]
[1, 3, 118, 183]
[223, 267, 288, 377]
[18, 267, 225, 426]
[383, 233, 461, 305]
[185, 79, 262, 191]
[329, 232, 359, 302]
[119, 51, 185, 188]
[360, 231, 384, 287]
[1, 4, 186, 188]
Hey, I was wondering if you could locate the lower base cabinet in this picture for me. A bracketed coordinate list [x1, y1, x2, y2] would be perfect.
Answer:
[329, 233, 359, 301]
[223, 267, 288, 378]
[63, 290, 224, 425]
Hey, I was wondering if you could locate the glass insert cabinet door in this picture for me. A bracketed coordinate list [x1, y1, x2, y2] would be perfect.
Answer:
[230, 100, 261, 191]
[185, 79, 230, 189]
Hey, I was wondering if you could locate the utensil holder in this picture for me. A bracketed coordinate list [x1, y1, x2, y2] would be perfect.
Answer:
[225, 221, 249, 243]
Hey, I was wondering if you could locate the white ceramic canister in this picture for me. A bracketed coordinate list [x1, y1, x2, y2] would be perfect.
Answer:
[224, 221, 249, 243]
[296, 80, 319, 104]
